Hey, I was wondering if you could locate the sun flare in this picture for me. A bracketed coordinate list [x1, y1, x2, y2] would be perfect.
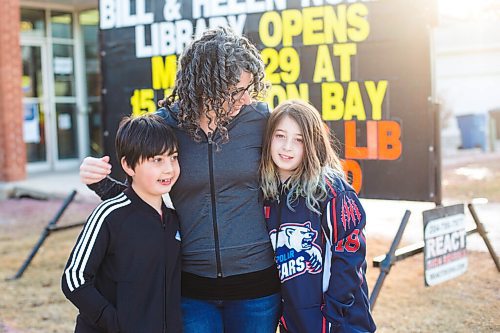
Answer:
[439, 0, 499, 20]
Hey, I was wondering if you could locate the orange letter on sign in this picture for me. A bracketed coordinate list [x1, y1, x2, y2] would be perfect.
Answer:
[345, 121, 366, 159]
[341, 159, 362, 193]
[378, 120, 402, 160]
[344, 121, 378, 159]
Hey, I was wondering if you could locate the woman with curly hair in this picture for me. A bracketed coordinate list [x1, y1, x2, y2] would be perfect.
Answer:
[78, 27, 281, 333]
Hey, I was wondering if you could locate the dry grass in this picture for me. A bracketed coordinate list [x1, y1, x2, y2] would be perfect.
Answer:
[0, 199, 94, 333]
[1, 219, 498, 332]
[365, 239, 500, 333]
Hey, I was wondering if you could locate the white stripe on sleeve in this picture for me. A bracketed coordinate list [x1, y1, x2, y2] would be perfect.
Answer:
[64, 193, 130, 292]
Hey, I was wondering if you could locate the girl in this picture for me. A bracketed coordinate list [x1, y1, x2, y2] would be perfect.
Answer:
[260, 100, 376, 333]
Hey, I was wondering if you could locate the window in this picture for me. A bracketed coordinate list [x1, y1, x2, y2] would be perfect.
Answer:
[51, 11, 73, 39]
[21, 8, 46, 37]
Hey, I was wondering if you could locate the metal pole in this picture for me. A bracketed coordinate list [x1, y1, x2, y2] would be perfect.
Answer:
[433, 103, 442, 206]
[7, 190, 77, 280]
[48, 221, 85, 232]
[467, 203, 500, 272]
[369, 210, 412, 309]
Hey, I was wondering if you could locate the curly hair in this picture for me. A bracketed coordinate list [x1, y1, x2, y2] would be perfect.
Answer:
[160, 27, 268, 144]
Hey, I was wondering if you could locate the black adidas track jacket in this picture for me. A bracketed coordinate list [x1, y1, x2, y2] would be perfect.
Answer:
[61, 188, 182, 333]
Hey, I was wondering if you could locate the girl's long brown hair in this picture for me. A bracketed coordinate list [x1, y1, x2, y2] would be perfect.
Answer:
[260, 100, 344, 213]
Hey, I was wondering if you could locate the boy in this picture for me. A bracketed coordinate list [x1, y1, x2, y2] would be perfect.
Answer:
[61, 114, 182, 333]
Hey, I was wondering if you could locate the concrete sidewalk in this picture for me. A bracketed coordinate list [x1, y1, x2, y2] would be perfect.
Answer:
[0, 169, 498, 256]
[362, 198, 500, 255]
[0, 169, 100, 203]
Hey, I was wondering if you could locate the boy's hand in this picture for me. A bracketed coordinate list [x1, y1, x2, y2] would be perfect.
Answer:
[80, 156, 112, 185]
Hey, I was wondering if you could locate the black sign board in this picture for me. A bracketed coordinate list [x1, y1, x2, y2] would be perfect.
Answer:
[99, 0, 439, 201]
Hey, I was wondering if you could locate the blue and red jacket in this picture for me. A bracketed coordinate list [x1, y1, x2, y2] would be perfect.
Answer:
[264, 176, 376, 333]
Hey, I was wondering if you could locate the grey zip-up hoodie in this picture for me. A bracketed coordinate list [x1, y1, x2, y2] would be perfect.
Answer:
[90, 102, 276, 278]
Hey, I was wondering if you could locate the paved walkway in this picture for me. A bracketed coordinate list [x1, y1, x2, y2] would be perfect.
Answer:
[0, 169, 498, 256]
[0, 170, 99, 202]
[362, 198, 500, 255]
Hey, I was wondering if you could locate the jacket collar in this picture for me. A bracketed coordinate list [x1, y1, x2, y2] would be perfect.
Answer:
[123, 187, 167, 218]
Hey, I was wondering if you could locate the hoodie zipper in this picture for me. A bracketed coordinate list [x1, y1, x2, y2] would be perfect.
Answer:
[201, 111, 246, 278]
[274, 189, 285, 255]
[207, 132, 223, 277]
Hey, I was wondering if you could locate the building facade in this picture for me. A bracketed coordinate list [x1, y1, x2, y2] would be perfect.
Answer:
[0, 0, 100, 181]
[435, 1, 500, 154]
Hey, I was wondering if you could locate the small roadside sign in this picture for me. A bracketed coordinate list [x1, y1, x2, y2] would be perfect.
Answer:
[423, 204, 467, 286]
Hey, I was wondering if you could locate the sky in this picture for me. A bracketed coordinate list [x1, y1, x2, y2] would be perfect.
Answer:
[438, 0, 500, 22]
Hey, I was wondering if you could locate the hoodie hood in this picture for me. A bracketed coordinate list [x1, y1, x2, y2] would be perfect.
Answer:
[155, 101, 270, 131]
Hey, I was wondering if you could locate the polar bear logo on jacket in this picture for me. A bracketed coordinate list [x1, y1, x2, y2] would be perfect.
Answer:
[271, 221, 323, 278]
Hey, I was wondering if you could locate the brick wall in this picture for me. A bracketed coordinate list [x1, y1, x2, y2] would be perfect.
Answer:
[0, 0, 25, 181]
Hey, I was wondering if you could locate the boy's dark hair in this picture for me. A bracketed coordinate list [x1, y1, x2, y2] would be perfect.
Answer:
[116, 113, 178, 184]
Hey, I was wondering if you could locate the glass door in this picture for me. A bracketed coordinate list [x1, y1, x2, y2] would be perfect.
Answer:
[52, 42, 79, 162]
[51, 11, 80, 168]
[22, 43, 50, 169]
[21, 8, 84, 171]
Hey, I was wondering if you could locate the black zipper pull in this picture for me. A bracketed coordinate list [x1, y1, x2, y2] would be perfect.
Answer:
[207, 131, 213, 144]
